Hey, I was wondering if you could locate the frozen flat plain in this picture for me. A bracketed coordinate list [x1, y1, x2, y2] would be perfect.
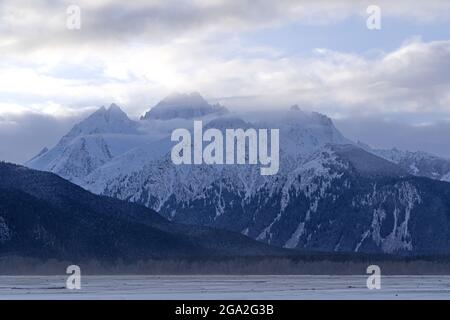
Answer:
[0, 275, 449, 300]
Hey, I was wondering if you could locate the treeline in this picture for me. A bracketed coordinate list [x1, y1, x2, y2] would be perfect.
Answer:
[1, 255, 449, 275]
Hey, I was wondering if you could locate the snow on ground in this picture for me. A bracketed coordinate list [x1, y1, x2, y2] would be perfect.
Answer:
[0, 275, 449, 300]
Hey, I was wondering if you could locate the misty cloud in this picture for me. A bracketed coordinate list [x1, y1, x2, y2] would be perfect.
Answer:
[0, 110, 91, 163]
[336, 117, 450, 159]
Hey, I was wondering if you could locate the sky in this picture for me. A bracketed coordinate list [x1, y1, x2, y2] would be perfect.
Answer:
[1, 0, 450, 163]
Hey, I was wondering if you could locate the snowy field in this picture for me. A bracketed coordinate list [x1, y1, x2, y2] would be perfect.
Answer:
[0, 275, 449, 300]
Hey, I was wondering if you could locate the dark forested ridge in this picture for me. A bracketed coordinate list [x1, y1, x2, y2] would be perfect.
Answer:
[0, 162, 287, 262]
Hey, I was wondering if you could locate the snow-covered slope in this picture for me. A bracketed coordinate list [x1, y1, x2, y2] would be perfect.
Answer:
[26, 104, 145, 184]
[24, 93, 450, 255]
[141, 92, 228, 120]
[267, 106, 353, 158]
[356, 142, 450, 182]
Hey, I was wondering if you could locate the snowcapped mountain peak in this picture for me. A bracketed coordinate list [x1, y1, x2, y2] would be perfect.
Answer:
[107, 102, 126, 115]
[205, 116, 251, 130]
[280, 107, 333, 127]
[25, 103, 141, 183]
[164, 91, 205, 104]
[141, 92, 228, 120]
[268, 109, 353, 157]
[67, 103, 138, 137]
[160, 91, 204, 106]
[91, 103, 129, 123]
[290, 104, 301, 112]
[310, 112, 333, 126]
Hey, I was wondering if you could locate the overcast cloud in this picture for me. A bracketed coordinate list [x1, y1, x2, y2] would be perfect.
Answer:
[0, 0, 450, 162]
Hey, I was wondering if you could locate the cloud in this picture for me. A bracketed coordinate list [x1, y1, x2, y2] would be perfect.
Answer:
[0, 0, 450, 162]
[1, 0, 450, 53]
[1, 1, 449, 114]
[335, 116, 450, 158]
[0, 110, 92, 163]
[1, 36, 450, 119]
[152, 39, 450, 119]
[293, 39, 450, 117]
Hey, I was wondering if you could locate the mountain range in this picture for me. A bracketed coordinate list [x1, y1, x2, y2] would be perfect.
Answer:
[25, 92, 450, 256]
